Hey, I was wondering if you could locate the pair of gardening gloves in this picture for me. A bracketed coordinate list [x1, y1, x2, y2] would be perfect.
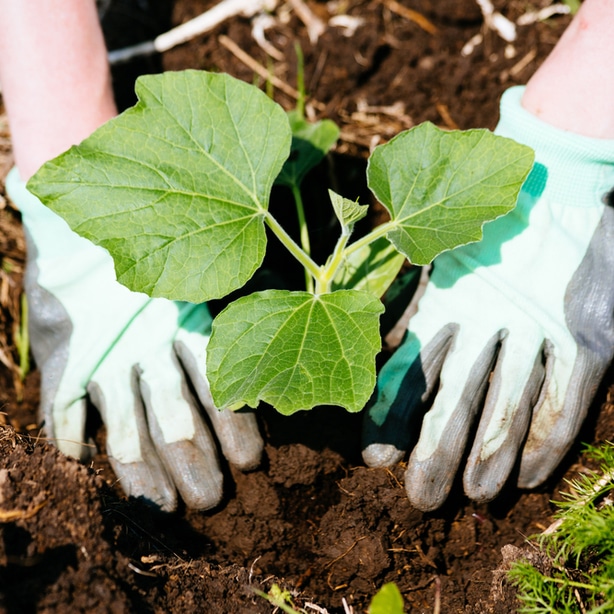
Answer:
[7, 85, 614, 512]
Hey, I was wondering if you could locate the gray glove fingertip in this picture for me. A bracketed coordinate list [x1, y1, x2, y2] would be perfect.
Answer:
[174, 338, 264, 471]
[204, 408, 263, 472]
[25, 250, 89, 461]
[361, 353, 424, 467]
[404, 463, 449, 512]
[151, 437, 224, 510]
[405, 413, 473, 513]
[463, 346, 544, 502]
[88, 380, 178, 512]
[361, 443, 405, 468]
[517, 353, 605, 489]
[362, 325, 456, 468]
[148, 429, 224, 511]
[139, 376, 224, 511]
[109, 459, 178, 513]
[518, 215, 614, 488]
[404, 331, 500, 511]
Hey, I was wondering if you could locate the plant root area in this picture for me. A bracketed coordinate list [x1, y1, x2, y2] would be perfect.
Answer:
[1, 1, 613, 612]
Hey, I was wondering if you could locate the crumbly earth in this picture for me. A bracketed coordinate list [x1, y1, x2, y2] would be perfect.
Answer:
[1, 1, 612, 612]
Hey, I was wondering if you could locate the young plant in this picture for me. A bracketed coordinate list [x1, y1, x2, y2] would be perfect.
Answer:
[508, 441, 614, 613]
[27, 70, 533, 416]
[254, 583, 306, 614]
[253, 580, 405, 613]
[369, 582, 405, 614]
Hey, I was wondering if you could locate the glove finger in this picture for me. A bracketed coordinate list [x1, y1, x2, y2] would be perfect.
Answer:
[138, 351, 224, 511]
[362, 322, 457, 468]
[463, 332, 545, 502]
[404, 327, 501, 511]
[519, 208, 614, 487]
[45, 396, 89, 461]
[174, 328, 263, 471]
[518, 344, 606, 488]
[25, 246, 95, 461]
[88, 375, 177, 512]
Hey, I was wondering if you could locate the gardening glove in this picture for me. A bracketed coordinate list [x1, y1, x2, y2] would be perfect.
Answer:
[6, 167, 264, 512]
[362, 86, 614, 511]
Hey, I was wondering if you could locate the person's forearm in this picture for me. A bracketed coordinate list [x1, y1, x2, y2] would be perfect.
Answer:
[523, 0, 614, 138]
[0, 0, 116, 179]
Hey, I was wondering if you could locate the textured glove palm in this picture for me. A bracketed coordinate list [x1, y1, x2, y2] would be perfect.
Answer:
[363, 86, 614, 511]
[8, 168, 263, 512]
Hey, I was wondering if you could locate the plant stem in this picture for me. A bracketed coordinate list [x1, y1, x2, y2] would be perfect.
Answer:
[264, 211, 321, 283]
[291, 184, 314, 292]
[294, 41, 305, 119]
[253, 589, 302, 614]
[315, 229, 350, 294]
[343, 220, 395, 259]
[16, 293, 29, 381]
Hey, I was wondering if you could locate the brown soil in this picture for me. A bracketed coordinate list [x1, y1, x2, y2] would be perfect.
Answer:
[2, 1, 613, 612]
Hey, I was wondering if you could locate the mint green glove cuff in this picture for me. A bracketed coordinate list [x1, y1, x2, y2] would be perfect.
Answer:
[497, 86, 614, 206]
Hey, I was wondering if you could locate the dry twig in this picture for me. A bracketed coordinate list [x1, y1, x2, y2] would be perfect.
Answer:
[378, 0, 438, 35]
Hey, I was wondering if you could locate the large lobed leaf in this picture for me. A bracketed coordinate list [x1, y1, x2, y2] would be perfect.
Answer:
[208, 289, 384, 414]
[367, 122, 535, 265]
[28, 70, 292, 302]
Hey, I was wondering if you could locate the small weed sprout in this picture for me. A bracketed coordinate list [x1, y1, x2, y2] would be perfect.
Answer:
[253, 581, 405, 613]
[508, 441, 614, 613]
[254, 583, 306, 614]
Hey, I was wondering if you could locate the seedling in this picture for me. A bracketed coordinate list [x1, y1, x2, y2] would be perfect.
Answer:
[253, 581, 405, 613]
[254, 583, 306, 613]
[369, 582, 405, 614]
[27, 70, 533, 416]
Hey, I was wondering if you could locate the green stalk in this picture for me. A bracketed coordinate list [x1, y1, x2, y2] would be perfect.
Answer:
[291, 184, 314, 292]
[343, 221, 395, 259]
[265, 57, 274, 99]
[315, 228, 350, 294]
[294, 41, 305, 119]
[253, 588, 302, 614]
[264, 211, 321, 285]
[16, 293, 29, 381]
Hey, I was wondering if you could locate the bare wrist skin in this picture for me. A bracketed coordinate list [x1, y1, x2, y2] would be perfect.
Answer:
[522, 0, 614, 139]
[0, 0, 116, 179]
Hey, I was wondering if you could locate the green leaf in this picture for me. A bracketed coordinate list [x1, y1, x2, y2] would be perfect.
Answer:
[275, 110, 339, 189]
[208, 289, 384, 414]
[27, 70, 292, 302]
[329, 189, 368, 230]
[332, 236, 405, 297]
[369, 583, 405, 614]
[367, 123, 534, 265]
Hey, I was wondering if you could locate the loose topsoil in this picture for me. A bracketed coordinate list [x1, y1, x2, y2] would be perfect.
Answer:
[1, 1, 613, 612]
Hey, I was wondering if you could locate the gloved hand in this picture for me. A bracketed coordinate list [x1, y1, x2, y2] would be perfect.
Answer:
[6, 167, 263, 512]
[363, 86, 614, 511]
